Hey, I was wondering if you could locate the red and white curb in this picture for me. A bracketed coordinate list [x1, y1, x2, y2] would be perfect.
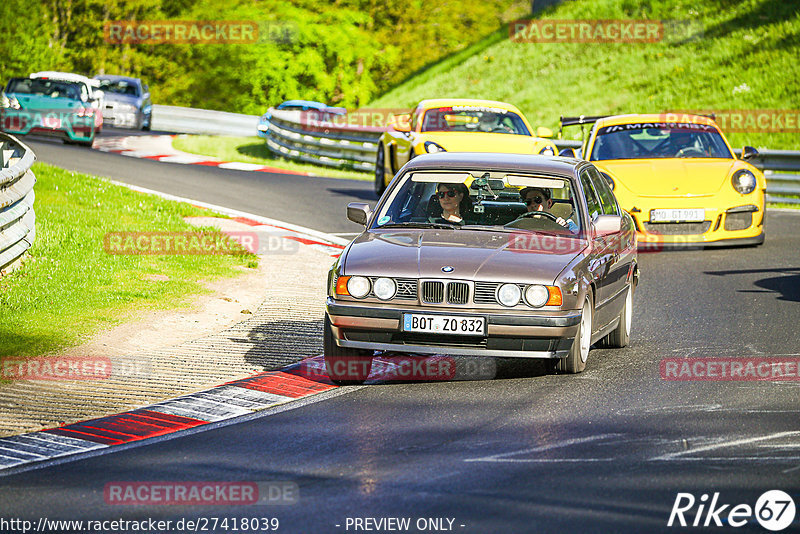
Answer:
[0, 362, 338, 471]
[92, 136, 309, 176]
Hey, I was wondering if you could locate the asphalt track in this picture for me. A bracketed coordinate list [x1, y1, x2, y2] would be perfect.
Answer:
[3, 133, 800, 533]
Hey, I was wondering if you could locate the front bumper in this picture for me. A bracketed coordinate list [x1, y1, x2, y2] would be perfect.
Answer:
[633, 203, 765, 249]
[326, 298, 580, 359]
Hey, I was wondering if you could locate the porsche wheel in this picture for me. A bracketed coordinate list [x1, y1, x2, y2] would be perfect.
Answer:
[558, 290, 593, 373]
[323, 314, 373, 385]
[374, 144, 386, 196]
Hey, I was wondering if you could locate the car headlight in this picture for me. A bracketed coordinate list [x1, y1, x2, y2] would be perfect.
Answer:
[373, 277, 396, 300]
[539, 146, 555, 156]
[731, 169, 756, 195]
[346, 276, 371, 298]
[497, 283, 521, 307]
[524, 285, 549, 307]
[424, 141, 447, 153]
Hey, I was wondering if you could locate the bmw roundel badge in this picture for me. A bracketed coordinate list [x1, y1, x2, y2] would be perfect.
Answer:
[441, 266, 454, 273]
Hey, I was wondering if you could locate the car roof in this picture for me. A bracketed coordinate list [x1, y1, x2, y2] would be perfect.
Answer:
[415, 99, 524, 115]
[278, 100, 327, 110]
[30, 71, 93, 85]
[94, 74, 141, 84]
[403, 152, 584, 177]
[595, 113, 720, 130]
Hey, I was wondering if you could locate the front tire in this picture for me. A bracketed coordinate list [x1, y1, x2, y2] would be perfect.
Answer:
[600, 285, 632, 348]
[323, 314, 373, 385]
[374, 144, 386, 197]
[558, 290, 593, 373]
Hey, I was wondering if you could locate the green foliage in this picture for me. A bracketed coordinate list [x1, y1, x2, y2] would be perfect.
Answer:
[0, 0, 526, 111]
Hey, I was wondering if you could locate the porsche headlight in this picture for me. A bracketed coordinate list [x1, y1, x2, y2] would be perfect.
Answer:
[424, 141, 447, 153]
[524, 285, 549, 308]
[732, 169, 756, 195]
[346, 276, 370, 298]
[497, 283, 521, 307]
[372, 277, 396, 300]
[539, 146, 555, 156]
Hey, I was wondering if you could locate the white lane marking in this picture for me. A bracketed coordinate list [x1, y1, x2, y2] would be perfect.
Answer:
[157, 155, 213, 164]
[105, 179, 351, 247]
[217, 162, 267, 171]
[652, 431, 800, 461]
[118, 150, 164, 158]
[464, 433, 624, 463]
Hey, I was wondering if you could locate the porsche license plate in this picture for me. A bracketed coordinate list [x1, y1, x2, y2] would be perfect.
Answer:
[402, 314, 485, 336]
[650, 208, 705, 223]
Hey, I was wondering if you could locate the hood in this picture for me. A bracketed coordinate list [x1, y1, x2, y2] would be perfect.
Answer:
[595, 159, 737, 197]
[343, 229, 586, 283]
[416, 132, 544, 154]
[103, 93, 141, 106]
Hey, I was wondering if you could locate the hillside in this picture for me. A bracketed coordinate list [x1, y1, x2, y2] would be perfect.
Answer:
[370, 0, 800, 150]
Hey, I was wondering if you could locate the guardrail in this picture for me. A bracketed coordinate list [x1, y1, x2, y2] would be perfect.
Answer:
[151, 104, 259, 137]
[0, 133, 36, 272]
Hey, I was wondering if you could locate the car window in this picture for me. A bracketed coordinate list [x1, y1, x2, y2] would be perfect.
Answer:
[371, 170, 582, 235]
[579, 170, 602, 221]
[590, 122, 733, 160]
[588, 167, 619, 216]
[420, 107, 530, 135]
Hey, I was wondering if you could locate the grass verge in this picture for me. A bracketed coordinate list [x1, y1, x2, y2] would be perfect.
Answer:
[172, 135, 372, 181]
[371, 0, 800, 151]
[0, 163, 257, 359]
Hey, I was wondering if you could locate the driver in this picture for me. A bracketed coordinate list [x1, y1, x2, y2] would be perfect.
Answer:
[519, 187, 579, 234]
[478, 112, 500, 132]
[670, 130, 698, 156]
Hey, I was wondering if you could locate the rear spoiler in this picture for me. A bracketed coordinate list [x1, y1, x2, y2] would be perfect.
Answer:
[558, 115, 608, 139]
[558, 113, 718, 138]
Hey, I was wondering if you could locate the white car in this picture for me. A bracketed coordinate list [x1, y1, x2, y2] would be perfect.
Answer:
[29, 71, 104, 132]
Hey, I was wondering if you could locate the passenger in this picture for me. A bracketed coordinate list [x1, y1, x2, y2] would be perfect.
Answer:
[519, 187, 579, 234]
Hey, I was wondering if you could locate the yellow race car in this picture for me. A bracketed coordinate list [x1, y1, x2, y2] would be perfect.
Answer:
[375, 99, 557, 195]
[560, 113, 765, 248]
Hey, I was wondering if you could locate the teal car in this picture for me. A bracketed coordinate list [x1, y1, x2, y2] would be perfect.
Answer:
[2, 77, 97, 146]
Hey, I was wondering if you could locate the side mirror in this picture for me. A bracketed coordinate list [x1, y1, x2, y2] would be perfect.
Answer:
[741, 146, 758, 160]
[389, 113, 411, 133]
[536, 126, 553, 138]
[593, 214, 622, 236]
[347, 202, 372, 225]
[558, 147, 578, 158]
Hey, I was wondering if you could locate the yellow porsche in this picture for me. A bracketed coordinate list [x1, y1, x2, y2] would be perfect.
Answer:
[375, 99, 557, 195]
[560, 113, 765, 248]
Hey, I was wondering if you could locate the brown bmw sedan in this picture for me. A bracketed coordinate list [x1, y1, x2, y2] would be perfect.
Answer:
[325, 152, 638, 384]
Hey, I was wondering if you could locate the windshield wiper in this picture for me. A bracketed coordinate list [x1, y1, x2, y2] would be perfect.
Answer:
[379, 222, 458, 229]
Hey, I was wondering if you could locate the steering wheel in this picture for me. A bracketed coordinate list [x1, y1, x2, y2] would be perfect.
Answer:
[675, 147, 706, 158]
[518, 210, 560, 222]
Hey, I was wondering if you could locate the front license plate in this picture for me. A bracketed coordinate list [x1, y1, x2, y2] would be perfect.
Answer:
[403, 314, 485, 336]
[650, 208, 705, 223]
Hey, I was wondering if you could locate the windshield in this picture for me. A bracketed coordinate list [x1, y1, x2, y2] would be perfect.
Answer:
[371, 170, 583, 235]
[6, 79, 83, 101]
[420, 106, 530, 135]
[97, 80, 140, 96]
[591, 122, 733, 160]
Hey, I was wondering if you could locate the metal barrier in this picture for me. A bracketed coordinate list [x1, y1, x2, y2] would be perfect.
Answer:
[0, 133, 36, 272]
[151, 104, 259, 137]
